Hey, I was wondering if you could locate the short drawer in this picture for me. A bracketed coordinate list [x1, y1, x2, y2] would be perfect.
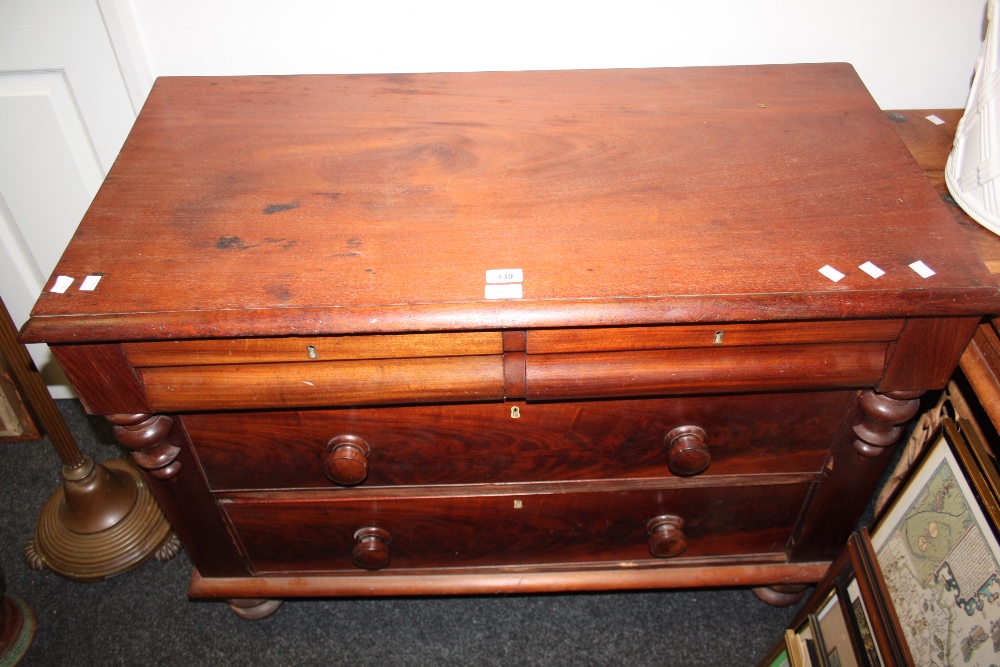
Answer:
[184, 390, 853, 491]
[526, 319, 904, 353]
[222, 479, 812, 574]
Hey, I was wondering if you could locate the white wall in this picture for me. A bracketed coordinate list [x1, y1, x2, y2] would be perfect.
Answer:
[127, 0, 989, 110]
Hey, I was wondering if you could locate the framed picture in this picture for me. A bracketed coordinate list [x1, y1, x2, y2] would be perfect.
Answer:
[869, 417, 1000, 666]
[0, 298, 40, 442]
[774, 534, 891, 667]
[790, 613, 825, 666]
[817, 589, 858, 667]
[758, 632, 792, 667]
[844, 575, 882, 667]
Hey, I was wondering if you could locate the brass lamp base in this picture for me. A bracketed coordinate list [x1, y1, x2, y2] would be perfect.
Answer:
[24, 457, 178, 582]
[1, 559, 35, 667]
[0, 593, 34, 667]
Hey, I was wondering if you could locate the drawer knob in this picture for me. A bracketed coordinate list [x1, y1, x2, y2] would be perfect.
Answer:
[647, 515, 687, 558]
[352, 527, 391, 570]
[325, 435, 371, 486]
[664, 425, 711, 476]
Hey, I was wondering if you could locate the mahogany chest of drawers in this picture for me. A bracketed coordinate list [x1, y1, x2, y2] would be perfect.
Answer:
[22, 64, 1000, 617]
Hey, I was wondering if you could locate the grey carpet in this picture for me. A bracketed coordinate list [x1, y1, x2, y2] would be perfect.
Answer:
[0, 400, 802, 666]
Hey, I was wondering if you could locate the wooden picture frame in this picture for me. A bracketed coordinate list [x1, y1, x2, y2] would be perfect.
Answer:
[869, 417, 1000, 666]
[0, 297, 40, 442]
[816, 587, 860, 667]
[762, 417, 1000, 667]
[758, 631, 793, 667]
[763, 535, 887, 667]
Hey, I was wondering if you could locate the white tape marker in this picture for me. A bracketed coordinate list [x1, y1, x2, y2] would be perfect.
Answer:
[79, 275, 102, 291]
[485, 284, 523, 299]
[50, 276, 73, 293]
[858, 262, 885, 279]
[909, 260, 936, 278]
[925, 115, 945, 125]
[819, 265, 845, 282]
[486, 269, 523, 284]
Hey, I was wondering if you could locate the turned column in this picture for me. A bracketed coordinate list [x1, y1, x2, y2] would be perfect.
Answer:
[852, 390, 924, 458]
[107, 413, 183, 479]
[753, 389, 924, 607]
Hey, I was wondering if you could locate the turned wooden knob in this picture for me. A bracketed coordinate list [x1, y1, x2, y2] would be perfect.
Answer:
[352, 527, 391, 570]
[647, 515, 687, 558]
[325, 435, 371, 486]
[665, 426, 711, 476]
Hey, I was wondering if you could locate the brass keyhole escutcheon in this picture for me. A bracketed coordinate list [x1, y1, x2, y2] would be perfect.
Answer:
[510, 406, 521, 418]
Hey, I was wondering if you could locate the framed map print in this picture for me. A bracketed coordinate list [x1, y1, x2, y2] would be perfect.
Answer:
[870, 417, 1000, 666]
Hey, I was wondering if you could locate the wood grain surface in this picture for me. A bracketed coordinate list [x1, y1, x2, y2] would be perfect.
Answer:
[222, 479, 811, 572]
[184, 391, 851, 490]
[884, 109, 1000, 276]
[140, 354, 506, 411]
[22, 65, 998, 343]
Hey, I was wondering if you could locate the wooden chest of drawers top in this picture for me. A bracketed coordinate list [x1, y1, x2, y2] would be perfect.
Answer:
[21, 66, 1000, 605]
[20, 63, 998, 346]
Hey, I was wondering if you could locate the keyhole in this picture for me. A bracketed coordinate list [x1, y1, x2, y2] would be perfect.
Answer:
[510, 406, 521, 418]
[713, 331, 724, 345]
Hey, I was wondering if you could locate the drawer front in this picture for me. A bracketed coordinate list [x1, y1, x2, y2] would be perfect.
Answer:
[185, 390, 852, 491]
[523, 343, 887, 401]
[122, 321, 894, 412]
[141, 355, 506, 412]
[123, 331, 504, 366]
[223, 480, 812, 574]
[526, 319, 904, 353]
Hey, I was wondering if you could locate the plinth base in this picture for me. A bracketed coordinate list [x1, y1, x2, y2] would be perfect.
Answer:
[24, 458, 176, 582]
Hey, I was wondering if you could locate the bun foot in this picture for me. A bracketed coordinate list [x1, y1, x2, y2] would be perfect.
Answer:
[227, 598, 284, 620]
[751, 584, 809, 607]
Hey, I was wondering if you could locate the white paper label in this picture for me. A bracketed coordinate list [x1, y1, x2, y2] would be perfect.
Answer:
[485, 283, 523, 299]
[925, 114, 945, 125]
[50, 276, 73, 293]
[909, 260, 936, 278]
[485, 269, 523, 284]
[819, 265, 845, 282]
[858, 261, 885, 279]
[79, 275, 102, 291]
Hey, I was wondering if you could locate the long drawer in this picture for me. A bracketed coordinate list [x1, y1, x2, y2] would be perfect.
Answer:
[184, 390, 853, 490]
[120, 320, 898, 412]
[222, 479, 813, 574]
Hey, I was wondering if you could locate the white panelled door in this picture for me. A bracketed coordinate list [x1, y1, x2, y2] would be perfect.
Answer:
[0, 0, 140, 396]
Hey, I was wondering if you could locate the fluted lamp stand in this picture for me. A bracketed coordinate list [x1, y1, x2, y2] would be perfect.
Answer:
[0, 297, 177, 582]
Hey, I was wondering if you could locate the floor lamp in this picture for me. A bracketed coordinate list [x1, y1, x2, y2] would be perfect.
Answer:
[0, 296, 177, 582]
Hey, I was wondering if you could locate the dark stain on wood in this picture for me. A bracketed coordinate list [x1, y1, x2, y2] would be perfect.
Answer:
[263, 283, 294, 303]
[215, 237, 292, 251]
[263, 202, 300, 215]
[216, 236, 251, 250]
